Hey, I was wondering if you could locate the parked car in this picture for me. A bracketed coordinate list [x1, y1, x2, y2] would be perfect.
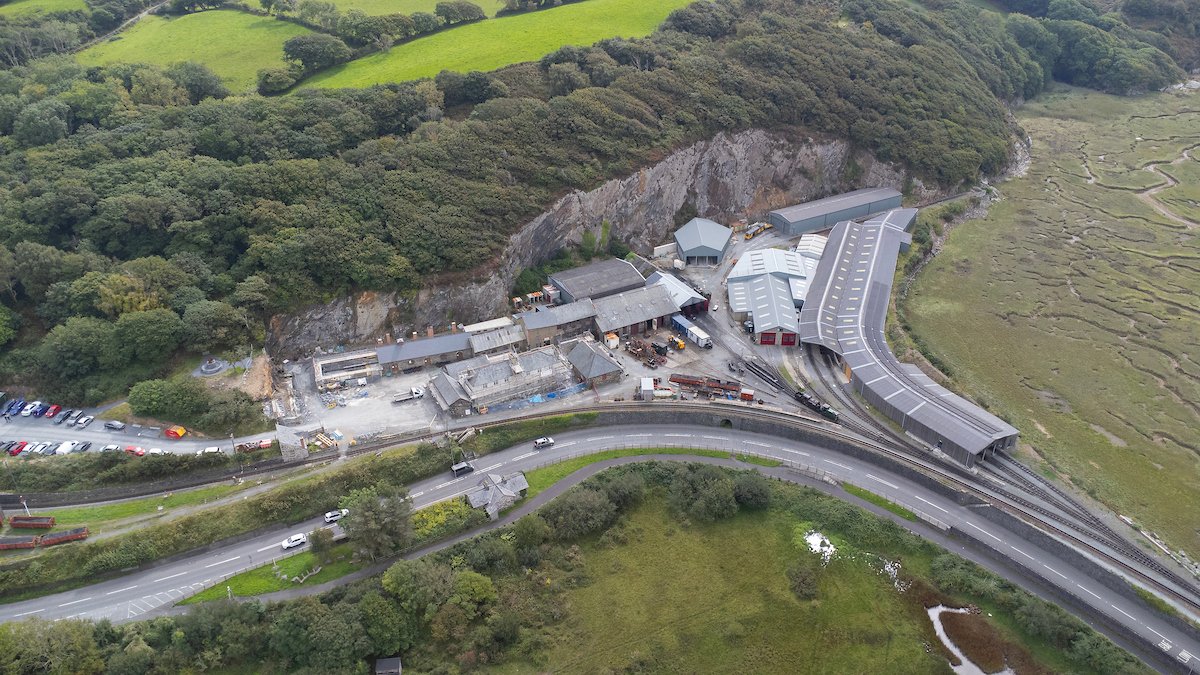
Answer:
[124, 445, 145, 456]
[147, 448, 164, 456]
[76, 442, 91, 453]
[6, 399, 25, 415]
[281, 533, 308, 550]
[533, 436, 555, 449]
[197, 446, 223, 456]
[76, 415, 94, 428]
[104, 420, 127, 431]
[40, 443, 58, 455]
[7, 441, 26, 456]
[20, 402, 40, 416]
[53, 410, 73, 425]
[0, 441, 14, 454]
[324, 509, 349, 523]
[31, 403, 50, 417]
[55, 441, 78, 455]
[100, 444, 120, 453]
[451, 461, 475, 478]
[44, 405, 61, 418]
[65, 410, 83, 425]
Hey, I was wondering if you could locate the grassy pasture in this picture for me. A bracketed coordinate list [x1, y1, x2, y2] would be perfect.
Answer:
[76, 10, 311, 92]
[0, 0, 85, 16]
[905, 85, 1200, 557]
[303, 0, 691, 89]
[326, 0, 503, 16]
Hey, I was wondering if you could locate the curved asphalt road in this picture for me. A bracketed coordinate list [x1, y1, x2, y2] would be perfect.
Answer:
[0, 425, 1196, 670]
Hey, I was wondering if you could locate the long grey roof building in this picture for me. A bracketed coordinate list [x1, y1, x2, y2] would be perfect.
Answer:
[769, 188, 902, 236]
[798, 209, 1018, 466]
[548, 258, 645, 304]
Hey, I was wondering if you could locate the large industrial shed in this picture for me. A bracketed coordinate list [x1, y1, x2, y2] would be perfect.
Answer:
[548, 258, 645, 304]
[726, 248, 820, 346]
[516, 301, 597, 347]
[375, 332, 472, 372]
[674, 217, 731, 266]
[768, 188, 902, 236]
[592, 284, 679, 338]
[646, 271, 707, 312]
[798, 210, 1019, 466]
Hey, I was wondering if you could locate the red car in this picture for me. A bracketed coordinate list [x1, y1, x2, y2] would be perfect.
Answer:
[124, 445, 146, 457]
[9, 441, 27, 456]
[44, 405, 61, 418]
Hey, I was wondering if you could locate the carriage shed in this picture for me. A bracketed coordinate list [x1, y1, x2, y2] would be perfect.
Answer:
[768, 188, 902, 236]
[673, 217, 732, 266]
[798, 209, 1018, 466]
[547, 258, 645, 305]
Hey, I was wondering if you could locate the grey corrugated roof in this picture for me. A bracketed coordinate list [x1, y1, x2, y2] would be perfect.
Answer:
[592, 284, 680, 332]
[728, 248, 809, 282]
[376, 332, 471, 364]
[516, 301, 597, 330]
[798, 209, 1018, 456]
[548, 258, 645, 301]
[566, 340, 621, 380]
[728, 274, 798, 334]
[674, 217, 731, 254]
[646, 271, 705, 308]
[468, 324, 524, 353]
[770, 188, 901, 224]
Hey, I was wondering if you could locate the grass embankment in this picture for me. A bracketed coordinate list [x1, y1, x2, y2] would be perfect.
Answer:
[0, 0, 84, 15]
[76, 10, 312, 92]
[904, 85, 1200, 558]
[303, 0, 692, 88]
[459, 412, 597, 457]
[523, 447, 781, 497]
[842, 483, 918, 522]
[183, 542, 360, 603]
[26, 484, 249, 534]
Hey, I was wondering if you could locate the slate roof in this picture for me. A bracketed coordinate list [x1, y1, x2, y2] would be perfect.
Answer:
[376, 332, 472, 364]
[466, 472, 530, 518]
[566, 340, 621, 380]
[674, 217, 731, 254]
[646, 271, 706, 308]
[769, 188, 901, 224]
[468, 325, 525, 353]
[591, 284, 680, 332]
[429, 372, 469, 410]
[516, 301, 597, 330]
[548, 258, 645, 301]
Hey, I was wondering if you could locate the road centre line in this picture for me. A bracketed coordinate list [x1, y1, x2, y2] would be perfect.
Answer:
[627, 434, 651, 438]
[1009, 546, 1035, 560]
[701, 435, 726, 440]
[478, 463, 502, 473]
[14, 609, 44, 617]
[204, 556, 241, 568]
[1111, 604, 1137, 621]
[866, 474, 898, 489]
[106, 585, 138, 596]
[410, 491, 425, 498]
[556, 442, 576, 448]
[1077, 584, 1101, 600]
[510, 452, 536, 461]
[1148, 627, 1168, 640]
[57, 597, 92, 607]
[152, 572, 187, 583]
[257, 543, 280, 552]
[434, 478, 463, 489]
[663, 433, 691, 438]
[744, 441, 770, 447]
[967, 522, 1002, 542]
[915, 496, 949, 513]
[823, 459, 852, 470]
[586, 436, 614, 442]
[1043, 564, 1068, 580]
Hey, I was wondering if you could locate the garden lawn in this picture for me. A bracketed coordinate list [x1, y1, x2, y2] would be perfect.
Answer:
[182, 542, 360, 603]
[76, 10, 312, 92]
[303, 0, 692, 88]
[0, 0, 84, 16]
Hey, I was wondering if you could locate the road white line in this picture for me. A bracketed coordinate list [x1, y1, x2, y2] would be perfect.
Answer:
[410, 491, 425, 498]
[701, 435, 726, 440]
[511, 452, 536, 461]
[129, 599, 150, 611]
[478, 463, 502, 473]
[823, 459, 852, 470]
[1111, 604, 1137, 621]
[664, 434, 691, 438]
[1043, 564, 1068, 580]
[57, 597, 93, 607]
[1077, 584, 1101, 600]
[204, 556, 241, 569]
[1148, 627, 1168, 640]
[628, 434, 652, 438]
[106, 585, 138, 596]
[15, 609, 44, 616]
[915, 496, 949, 514]
[866, 474, 898, 489]
[967, 522, 1002, 542]
[152, 572, 187, 583]
[1009, 546, 1035, 560]
[556, 441, 576, 448]
[745, 441, 770, 448]
[257, 543, 281, 552]
[434, 478, 463, 489]
[783, 449, 810, 457]
[586, 436, 614, 442]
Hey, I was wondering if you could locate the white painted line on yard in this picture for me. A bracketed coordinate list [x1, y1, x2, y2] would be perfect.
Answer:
[478, 463, 502, 473]
[15, 609, 44, 617]
[915, 496, 949, 513]
[1077, 585, 1101, 600]
[587, 436, 614, 442]
[866, 474, 898, 489]
[153, 572, 187, 583]
[106, 586, 138, 596]
[1042, 564, 1068, 580]
[511, 452, 536, 461]
[1009, 546, 1035, 560]
[967, 522, 1002, 542]
[204, 556, 241, 569]
[823, 459, 852, 470]
[1111, 604, 1137, 621]
[783, 449, 810, 457]
[58, 597, 93, 608]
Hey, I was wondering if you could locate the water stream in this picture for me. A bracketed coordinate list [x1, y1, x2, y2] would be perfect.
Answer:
[926, 605, 1015, 675]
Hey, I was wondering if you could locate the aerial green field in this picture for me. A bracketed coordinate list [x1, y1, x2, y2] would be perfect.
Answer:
[905, 85, 1200, 557]
[0, 0, 84, 16]
[76, 10, 312, 92]
[304, 0, 691, 89]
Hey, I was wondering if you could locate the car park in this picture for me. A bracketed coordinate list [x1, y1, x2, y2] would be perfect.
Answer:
[44, 405, 61, 418]
[104, 420, 126, 431]
[31, 403, 50, 417]
[324, 508, 349, 523]
[101, 444, 120, 453]
[76, 442, 91, 453]
[53, 410, 72, 425]
[281, 533, 307, 550]
[55, 441, 78, 455]
[21, 402, 40, 416]
[7, 442, 25, 456]
[76, 415, 94, 428]
[125, 445, 145, 456]
[533, 436, 555, 449]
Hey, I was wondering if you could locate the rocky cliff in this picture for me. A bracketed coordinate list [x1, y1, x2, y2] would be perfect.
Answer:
[269, 128, 942, 357]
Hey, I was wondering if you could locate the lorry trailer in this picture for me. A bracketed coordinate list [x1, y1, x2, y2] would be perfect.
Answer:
[670, 314, 713, 349]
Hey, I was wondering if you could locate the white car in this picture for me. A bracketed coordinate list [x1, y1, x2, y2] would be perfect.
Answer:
[197, 446, 223, 456]
[75, 415, 94, 428]
[20, 402, 40, 417]
[533, 436, 555, 449]
[55, 441, 78, 455]
[324, 508, 349, 524]
[101, 444, 120, 453]
[147, 448, 164, 455]
[281, 533, 308, 550]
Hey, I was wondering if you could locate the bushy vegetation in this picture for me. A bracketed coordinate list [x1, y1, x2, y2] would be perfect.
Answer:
[128, 375, 262, 435]
[2, 448, 247, 492]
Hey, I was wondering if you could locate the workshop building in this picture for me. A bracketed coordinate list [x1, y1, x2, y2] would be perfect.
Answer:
[726, 248, 820, 346]
[375, 332, 472, 372]
[429, 372, 473, 417]
[516, 301, 597, 347]
[591, 284, 680, 338]
[468, 324, 526, 355]
[548, 258, 645, 304]
[646, 271, 707, 312]
[768, 188, 902, 236]
[442, 345, 571, 409]
[565, 337, 623, 385]
[674, 217, 732, 266]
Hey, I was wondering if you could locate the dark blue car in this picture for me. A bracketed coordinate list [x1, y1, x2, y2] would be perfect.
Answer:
[5, 399, 24, 416]
[31, 403, 50, 417]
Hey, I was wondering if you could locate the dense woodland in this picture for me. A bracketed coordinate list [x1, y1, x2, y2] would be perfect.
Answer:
[0, 0, 1186, 404]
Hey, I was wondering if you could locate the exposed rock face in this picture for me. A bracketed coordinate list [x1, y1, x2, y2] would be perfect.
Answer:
[269, 128, 944, 357]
